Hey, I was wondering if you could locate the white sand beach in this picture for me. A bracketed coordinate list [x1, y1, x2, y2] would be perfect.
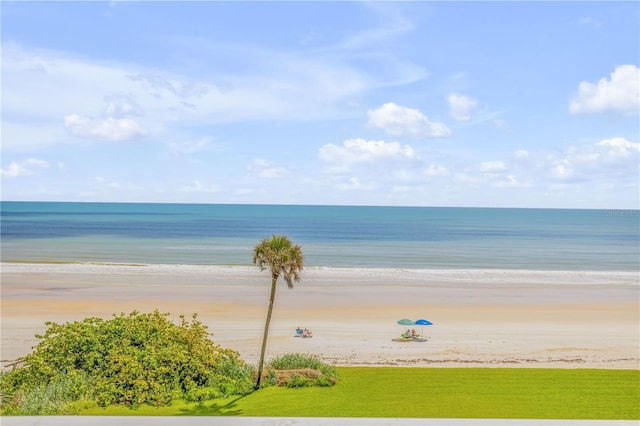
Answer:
[1, 263, 638, 370]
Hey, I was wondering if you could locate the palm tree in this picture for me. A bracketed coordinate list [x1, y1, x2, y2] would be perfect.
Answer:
[252, 234, 304, 390]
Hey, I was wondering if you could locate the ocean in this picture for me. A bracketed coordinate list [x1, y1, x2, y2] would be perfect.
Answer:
[1, 201, 638, 271]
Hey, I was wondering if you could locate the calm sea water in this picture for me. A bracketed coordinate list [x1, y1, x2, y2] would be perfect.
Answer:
[1, 202, 638, 271]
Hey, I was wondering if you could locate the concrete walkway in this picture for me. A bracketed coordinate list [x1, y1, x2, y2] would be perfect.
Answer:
[1, 418, 636, 425]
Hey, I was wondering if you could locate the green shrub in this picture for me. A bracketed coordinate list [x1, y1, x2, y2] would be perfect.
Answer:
[1, 310, 253, 411]
[265, 368, 278, 387]
[1, 370, 94, 415]
[268, 353, 325, 370]
[214, 356, 256, 395]
[1, 379, 15, 409]
[284, 374, 313, 388]
[184, 386, 223, 403]
[314, 375, 334, 387]
[266, 354, 338, 388]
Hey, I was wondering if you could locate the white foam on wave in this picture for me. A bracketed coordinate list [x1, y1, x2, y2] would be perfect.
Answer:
[2, 262, 638, 286]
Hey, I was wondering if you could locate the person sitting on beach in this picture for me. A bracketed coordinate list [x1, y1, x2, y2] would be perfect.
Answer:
[302, 328, 312, 338]
[296, 327, 303, 335]
[411, 329, 418, 338]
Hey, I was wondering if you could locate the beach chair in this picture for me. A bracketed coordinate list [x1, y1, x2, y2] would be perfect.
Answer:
[295, 327, 312, 337]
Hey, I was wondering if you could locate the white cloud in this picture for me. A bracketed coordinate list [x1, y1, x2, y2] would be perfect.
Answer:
[252, 159, 271, 168]
[3, 43, 140, 121]
[259, 168, 288, 179]
[336, 177, 362, 190]
[180, 180, 220, 193]
[103, 93, 143, 117]
[567, 137, 639, 167]
[329, 2, 413, 51]
[319, 138, 420, 172]
[3, 42, 426, 150]
[445, 138, 639, 198]
[462, 161, 532, 188]
[493, 175, 530, 188]
[514, 150, 529, 160]
[548, 137, 639, 180]
[447, 93, 478, 122]
[595, 137, 640, 158]
[93, 176, 120, 189]
[569, 65, 640, 116]
[479, 161, 507, 172]
[168, 137, 211, 156]
[249, 158, 288, 179]
[64, 114, 147, 141]
[550, 161, 573, 178]
[425, 164, 449, 176]
[126, 73, 209, 99]
[1, 158, 50, 177]
[367, 103, 451, 139]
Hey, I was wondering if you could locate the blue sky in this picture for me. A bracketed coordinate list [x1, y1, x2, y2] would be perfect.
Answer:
[2, 1, 638, 208]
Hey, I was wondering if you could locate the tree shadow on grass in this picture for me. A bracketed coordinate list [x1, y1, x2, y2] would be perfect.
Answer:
[177, 393, 252, 416]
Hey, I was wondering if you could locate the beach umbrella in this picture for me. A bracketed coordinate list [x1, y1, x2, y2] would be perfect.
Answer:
[414, 319, 433, 337]
[396, 319, 415, 338]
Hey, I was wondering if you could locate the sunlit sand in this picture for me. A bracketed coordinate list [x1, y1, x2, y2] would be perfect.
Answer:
[2, 263, 638, 370]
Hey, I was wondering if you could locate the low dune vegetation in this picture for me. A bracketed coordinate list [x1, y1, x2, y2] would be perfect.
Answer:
[0, 311, 336, 415]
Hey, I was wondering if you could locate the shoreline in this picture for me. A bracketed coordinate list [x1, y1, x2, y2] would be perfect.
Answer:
[1, 262, 638, 370]
[2, 261, 638, 283]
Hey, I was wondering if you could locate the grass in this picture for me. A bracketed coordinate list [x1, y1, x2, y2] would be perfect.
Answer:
[81, 367, 640, 419]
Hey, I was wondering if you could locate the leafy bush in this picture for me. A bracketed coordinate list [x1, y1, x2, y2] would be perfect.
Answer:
[284, 373, 314, 388]
[268, 353, 338, 376]
[2, 371, 94, 415]
[266, 354, 338, 388]
[1, 310, 253, 411]
[1, 367, 96, 415]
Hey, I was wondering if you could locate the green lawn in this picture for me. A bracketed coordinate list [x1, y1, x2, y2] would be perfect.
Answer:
[82, 367, 640, 419]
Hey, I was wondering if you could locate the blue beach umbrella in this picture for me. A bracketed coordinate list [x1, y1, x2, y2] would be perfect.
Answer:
[414, 319, 433, 337]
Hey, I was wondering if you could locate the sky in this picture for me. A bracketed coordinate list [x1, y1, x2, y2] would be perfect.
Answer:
[1, 1, 639, 209]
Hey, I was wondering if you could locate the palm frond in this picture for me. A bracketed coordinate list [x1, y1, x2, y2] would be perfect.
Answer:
[253, 235, 304, 288]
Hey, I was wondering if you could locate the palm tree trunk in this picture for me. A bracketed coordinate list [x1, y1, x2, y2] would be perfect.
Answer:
[255, 273, 278, 390]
